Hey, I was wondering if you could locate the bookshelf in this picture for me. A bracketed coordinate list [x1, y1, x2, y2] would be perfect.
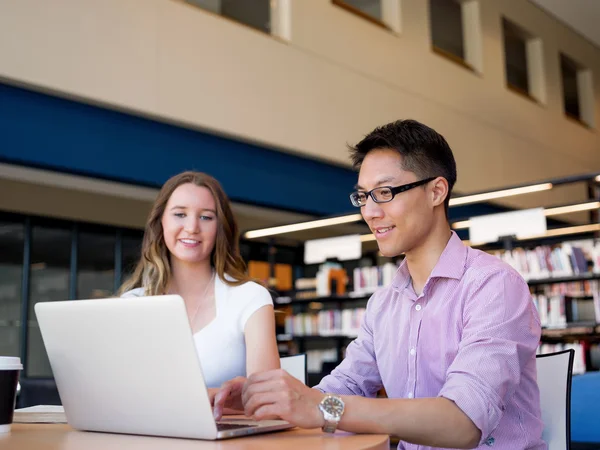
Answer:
[272, 238, 600, 384]
[492, 238, 600, 374]
[527, 273, 600, 286]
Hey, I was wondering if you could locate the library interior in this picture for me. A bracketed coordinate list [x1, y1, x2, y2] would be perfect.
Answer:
[1, 0, 600, 449]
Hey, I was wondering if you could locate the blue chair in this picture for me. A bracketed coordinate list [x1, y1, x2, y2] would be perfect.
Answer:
[571, 371, 600, 446]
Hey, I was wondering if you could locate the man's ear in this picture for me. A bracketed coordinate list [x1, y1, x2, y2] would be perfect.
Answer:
[430, 177, 449, 208]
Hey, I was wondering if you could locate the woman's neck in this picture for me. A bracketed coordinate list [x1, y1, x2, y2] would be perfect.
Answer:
[169, 259, 214, 296]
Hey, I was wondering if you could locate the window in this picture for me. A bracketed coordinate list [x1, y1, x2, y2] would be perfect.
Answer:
[77, 228, 116, 299]
[560, 53, 593, 126]
[333, 0, 383, 25]
[0, 211, 145, 380]
[27, 224, 71, 377]
[186, 0, 271, 33]
[121, 231, 143, 285]
[561, 55, 580, 119]
[503, 19, 528, 94]
[429, 0, 482, 72]
[430, 0, 465, 62]
[0, 219, 24, 358]
[502, 18, 545, 103]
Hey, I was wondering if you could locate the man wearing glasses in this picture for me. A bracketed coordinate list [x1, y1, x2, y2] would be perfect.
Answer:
[214, 119, 545, 449]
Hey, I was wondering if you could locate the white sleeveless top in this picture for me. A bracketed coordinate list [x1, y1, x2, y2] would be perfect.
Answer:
[121, 274, 273, 388]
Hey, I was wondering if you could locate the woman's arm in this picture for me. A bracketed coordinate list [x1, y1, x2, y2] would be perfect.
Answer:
[244, 304, 281, 376]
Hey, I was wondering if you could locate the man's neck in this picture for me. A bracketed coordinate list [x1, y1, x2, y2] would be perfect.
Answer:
[404, 223, 452, 296]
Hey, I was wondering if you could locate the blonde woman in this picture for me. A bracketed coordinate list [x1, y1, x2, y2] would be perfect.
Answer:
[120, 171, 280, 403]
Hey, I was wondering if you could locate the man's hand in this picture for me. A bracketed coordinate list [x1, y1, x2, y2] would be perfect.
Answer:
[212, 377, 246, 420]
[242, 369, 326, 429]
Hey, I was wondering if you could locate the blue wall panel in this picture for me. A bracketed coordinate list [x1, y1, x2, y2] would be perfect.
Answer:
[0, 83, 359, 216]
[0, 82, 515, 225]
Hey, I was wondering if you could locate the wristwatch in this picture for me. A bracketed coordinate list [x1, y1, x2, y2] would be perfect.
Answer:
[318, 395, 345, 433]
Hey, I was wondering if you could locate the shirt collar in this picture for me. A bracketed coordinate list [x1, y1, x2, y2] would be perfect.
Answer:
[392, 231, 468, 291]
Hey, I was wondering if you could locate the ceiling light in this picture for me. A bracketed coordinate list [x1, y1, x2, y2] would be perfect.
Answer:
[526, 223, 600, 240]
[244, 214, 362, 239]
[452, 220, 471, 230]
[452, 201, 600, 230]
[544, 201, 600, 217]
[596, 175, 600, 182]
[449, 183, 553, 206]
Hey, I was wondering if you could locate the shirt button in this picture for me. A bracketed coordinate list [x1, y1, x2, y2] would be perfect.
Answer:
[407, 392, 414, 399]
[410, 348, 416, 356]
[415, 304, 422, 311]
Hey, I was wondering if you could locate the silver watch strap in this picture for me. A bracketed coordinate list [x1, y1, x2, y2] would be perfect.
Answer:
[322, 419, 338, 433]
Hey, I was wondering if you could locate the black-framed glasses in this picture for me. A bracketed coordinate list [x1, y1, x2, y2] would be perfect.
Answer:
[349, 177, 436, 207]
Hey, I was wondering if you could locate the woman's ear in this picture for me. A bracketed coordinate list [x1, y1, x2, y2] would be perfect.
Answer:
[431, 177, 449, 208]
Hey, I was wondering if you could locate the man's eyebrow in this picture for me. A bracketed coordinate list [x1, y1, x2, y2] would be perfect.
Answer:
[354, 176, 396, 190]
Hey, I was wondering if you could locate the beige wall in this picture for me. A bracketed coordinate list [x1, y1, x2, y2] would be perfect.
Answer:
[0, 0, 598, 213]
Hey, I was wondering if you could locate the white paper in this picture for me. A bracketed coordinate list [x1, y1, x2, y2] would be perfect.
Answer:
[13, 405, 67, 423]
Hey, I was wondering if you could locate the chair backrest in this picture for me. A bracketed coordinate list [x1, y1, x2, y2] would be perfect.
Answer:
[536, 349, 574, 450]
[280, 354, 307, 385]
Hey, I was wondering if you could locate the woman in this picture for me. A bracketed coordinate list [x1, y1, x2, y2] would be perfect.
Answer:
[119, 171, 280, 396]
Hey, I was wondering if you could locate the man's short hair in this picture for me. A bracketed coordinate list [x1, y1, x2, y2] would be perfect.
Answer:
[349, 119, 457, 216]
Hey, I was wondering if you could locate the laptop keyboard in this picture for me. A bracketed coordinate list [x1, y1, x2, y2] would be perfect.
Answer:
[216, 422, 258, 431]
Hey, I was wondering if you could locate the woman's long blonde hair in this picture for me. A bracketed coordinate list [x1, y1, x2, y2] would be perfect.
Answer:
[119, 171, 251, 295]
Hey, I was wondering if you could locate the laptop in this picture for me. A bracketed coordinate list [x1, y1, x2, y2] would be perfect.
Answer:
[35, 295, 294, 440]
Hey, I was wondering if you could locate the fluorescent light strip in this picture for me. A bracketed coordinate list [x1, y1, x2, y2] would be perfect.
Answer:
[449, 183, 553, 207]
[244, 214, 363, 239]
[545, 201, 600, 216]
[524, 223, 600, 240]
[245, 179, 588, 239]
[452, 201, 600, 230]
[369, 223, 600, 247]
[452, 220, 471, 230]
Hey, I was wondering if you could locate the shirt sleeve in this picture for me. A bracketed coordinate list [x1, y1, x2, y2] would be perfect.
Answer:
[438, 269, 542, 446]
[313, 293, 383, 397]
[239, 283, 274, 331]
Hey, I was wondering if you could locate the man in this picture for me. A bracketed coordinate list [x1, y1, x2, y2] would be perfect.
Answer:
[213, 119, 545, 449]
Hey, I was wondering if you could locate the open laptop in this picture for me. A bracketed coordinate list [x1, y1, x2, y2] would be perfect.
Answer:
[34, 295, 294, 440]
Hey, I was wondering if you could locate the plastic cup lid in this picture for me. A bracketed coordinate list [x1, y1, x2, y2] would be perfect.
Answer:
[0, 357, 23, 370]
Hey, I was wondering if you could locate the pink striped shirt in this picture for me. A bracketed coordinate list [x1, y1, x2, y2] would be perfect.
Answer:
[316, 231, 545, 449]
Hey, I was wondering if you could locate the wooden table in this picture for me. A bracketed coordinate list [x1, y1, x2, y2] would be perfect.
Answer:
[1, 423, 390, 449]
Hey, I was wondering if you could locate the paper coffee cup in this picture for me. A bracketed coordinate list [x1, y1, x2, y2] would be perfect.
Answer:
[0, 357, 23, 433]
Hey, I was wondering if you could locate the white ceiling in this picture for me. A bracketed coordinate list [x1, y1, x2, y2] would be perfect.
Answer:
[530, 0, 600, 48]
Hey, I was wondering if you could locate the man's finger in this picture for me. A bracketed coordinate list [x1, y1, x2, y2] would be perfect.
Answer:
[252, 403, 282, 422]
[244, 391, 281, 418]
[241, 379, 280, 406]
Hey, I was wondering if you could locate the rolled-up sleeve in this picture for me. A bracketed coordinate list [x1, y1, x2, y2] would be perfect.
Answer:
[438, 269, 541, 446]
[313, 293, 383, 397]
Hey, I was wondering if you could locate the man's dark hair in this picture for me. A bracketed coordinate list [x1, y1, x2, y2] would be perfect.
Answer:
[349, 119, 457, 217]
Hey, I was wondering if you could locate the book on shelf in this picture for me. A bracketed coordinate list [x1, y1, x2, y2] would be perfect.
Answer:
[494, 239, 600, 281]
[533, 280, 600, 328]
[284, 308, 365, 337]
[306, 349, 338, 374]
[538, 342, 587, 374]
[352, 263, 397, 295]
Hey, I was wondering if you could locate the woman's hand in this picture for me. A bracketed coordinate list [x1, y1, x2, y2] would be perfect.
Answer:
[212, 377, 246, 420]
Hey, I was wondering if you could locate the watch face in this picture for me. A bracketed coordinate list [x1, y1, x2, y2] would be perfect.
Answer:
[323, 396, 344, 416]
